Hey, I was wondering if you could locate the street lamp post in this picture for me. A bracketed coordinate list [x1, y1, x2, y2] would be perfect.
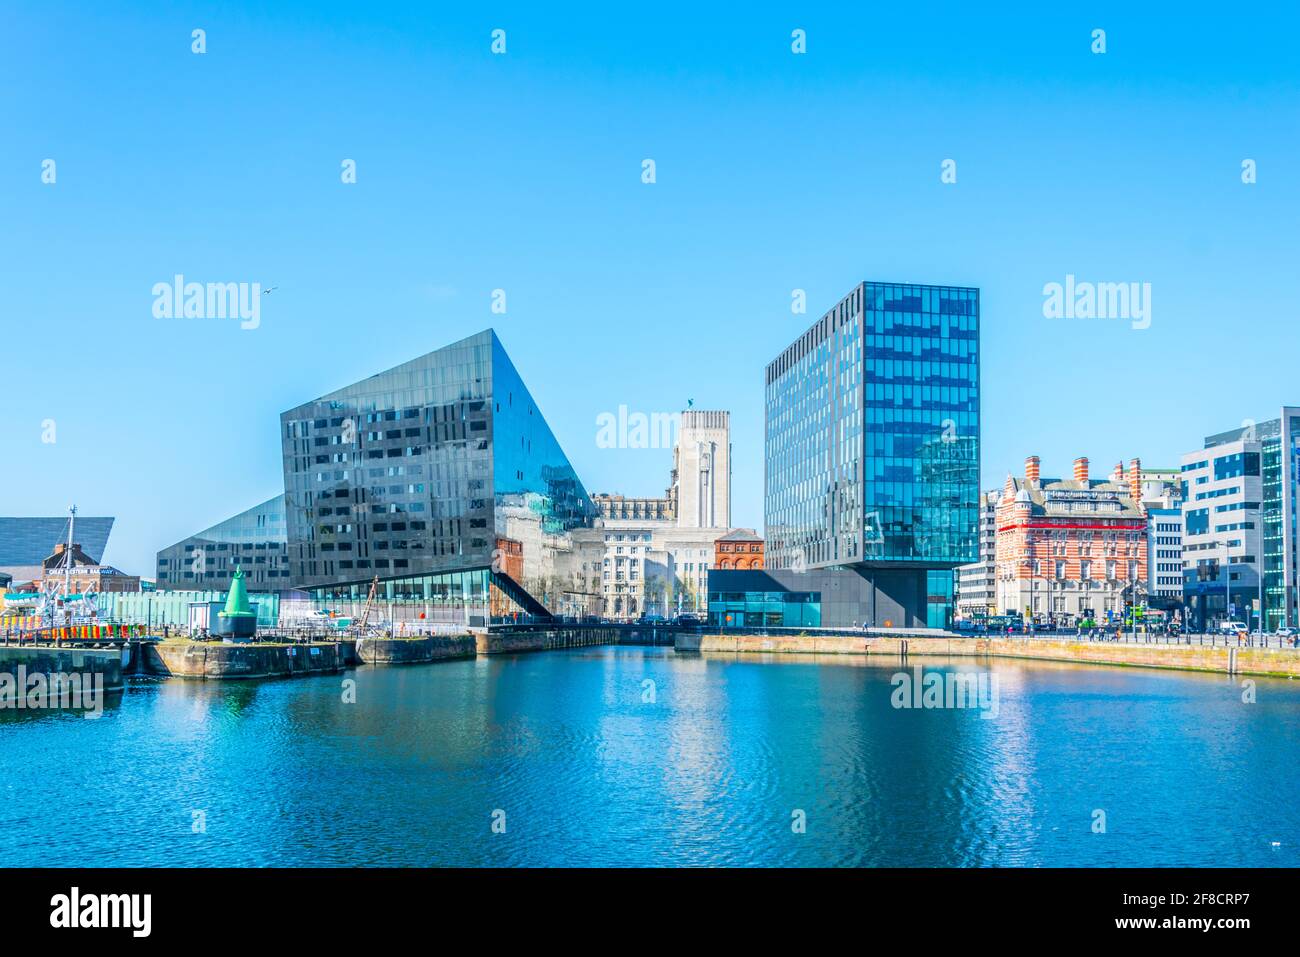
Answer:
[1258, 547, 1266, 640]
[1217, 540, 1238, 645]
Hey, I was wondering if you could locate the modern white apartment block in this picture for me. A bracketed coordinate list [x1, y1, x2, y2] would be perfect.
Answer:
[1140, 471, 1185, 609]
[1146, 506, 1185, 606]
[1180, 408, 1300, 631]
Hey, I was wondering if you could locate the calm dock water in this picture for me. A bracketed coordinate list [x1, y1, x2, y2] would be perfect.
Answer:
[2, 646, 1297, 867]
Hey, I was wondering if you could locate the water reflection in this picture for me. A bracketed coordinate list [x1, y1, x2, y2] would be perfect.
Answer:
[0, 688, 124, 726]
[0, 649, 1297, 867]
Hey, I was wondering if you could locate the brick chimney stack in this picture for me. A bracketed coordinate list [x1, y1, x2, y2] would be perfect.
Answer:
[1025, 455, 1040, 486]
[1073, 456, 1090, 483]
[1129, 457, 1142, 504]
[1110, 462, 1124, 483]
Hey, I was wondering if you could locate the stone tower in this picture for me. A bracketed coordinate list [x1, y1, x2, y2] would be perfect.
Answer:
[671, 410, 731, 529]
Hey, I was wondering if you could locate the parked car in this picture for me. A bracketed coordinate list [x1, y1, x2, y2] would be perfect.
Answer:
[639, 614, 668, 625]
[1275, 626, 1297, 639]
[674, 614, 702, 627]
[1218, 620, 1248, 635]
[309, 610, 352, 630]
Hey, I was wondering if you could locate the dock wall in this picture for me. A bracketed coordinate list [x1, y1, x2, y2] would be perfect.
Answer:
[146, 642, 343, 680]
[675, 633, 1300, 679]
[0, 645, 126, 691]
[356, 635, 476, 664]
[476, 627, 618, 655]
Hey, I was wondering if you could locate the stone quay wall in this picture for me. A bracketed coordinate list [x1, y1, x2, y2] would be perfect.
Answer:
[146, 642, 343, 680]
[0, 645, 126, 691]
[356, 635, 476, 664]
[675, 633, 1300, 679]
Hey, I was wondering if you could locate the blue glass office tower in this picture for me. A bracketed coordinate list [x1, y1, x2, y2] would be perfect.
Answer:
[279, 329, 597, 625]
[747, 281, 980, 629]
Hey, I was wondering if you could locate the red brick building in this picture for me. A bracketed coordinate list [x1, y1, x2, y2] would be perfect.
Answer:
[16, 542, 141, 594]
[995, 456, 1148, 625]
[714, 529, 764, 570]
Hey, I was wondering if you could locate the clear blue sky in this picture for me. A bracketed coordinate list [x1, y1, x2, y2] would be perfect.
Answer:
[3, 2, 1297, 575]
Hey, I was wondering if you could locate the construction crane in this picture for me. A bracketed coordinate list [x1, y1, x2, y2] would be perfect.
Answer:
[351, 576, 380, 635]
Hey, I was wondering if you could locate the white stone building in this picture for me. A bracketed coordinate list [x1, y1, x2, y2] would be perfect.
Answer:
[586, 408, 751, 618]
[671, 410, 731, 529]
[1139, 471, 1185, 609]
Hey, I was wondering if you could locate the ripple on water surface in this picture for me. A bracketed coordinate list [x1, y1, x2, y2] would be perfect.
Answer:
[1, 649, 1298, 867]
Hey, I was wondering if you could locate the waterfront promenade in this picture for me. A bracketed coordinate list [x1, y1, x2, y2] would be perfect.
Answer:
[5, 620, 1300, 682]
[676, 631, 1300, 679]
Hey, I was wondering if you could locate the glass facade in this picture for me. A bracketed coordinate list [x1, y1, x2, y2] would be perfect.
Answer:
[765, 281, 980, 572]
[490, 334, 602, 540]
[279, 329, 598, 619]
[155, 497, 287, 591]
[1260, 413, 1300, 630]
[97, 589, 281, 628]
[926, 568, 955, 629]
[1261, 434, 1283, 630]
[707, 590, 821, 629]
[0, 516, 114, 568]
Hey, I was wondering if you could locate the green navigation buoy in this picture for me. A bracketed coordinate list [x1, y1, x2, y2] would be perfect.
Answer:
[216, 566, 258, 640]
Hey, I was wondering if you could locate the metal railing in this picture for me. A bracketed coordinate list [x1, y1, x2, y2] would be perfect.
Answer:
[1004, 629, 1300, 650]
[698, 623, 1300, 651]
[1, 628, 136, 648]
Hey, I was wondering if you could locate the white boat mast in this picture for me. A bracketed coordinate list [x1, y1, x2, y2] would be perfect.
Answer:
[64, 504, 76, 599]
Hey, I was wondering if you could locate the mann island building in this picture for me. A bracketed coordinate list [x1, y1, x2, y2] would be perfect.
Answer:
[157, 329, 753, 626]
[708, 281, 980, 630]
[159, 329, 605, 627]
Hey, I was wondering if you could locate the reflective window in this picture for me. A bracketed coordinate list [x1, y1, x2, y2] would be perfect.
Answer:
[765, 282, 979, 570]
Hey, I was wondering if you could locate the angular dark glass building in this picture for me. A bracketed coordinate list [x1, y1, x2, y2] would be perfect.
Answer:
[712, 281, 980, 630]
[279, 329, 598, 626]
